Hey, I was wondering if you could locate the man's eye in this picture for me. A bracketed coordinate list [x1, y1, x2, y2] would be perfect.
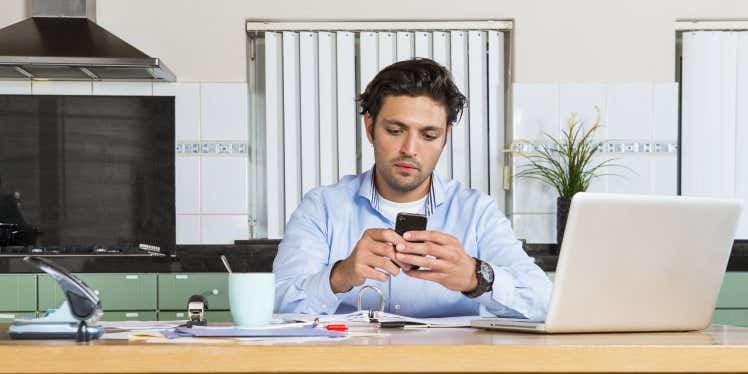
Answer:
[387, 129, 402, 135]
[423, 134, 438, 141]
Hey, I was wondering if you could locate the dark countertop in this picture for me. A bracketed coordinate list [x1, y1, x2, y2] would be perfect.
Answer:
[525, 241, 748, 272]
[0, 242, 280, 273]
[2, 240, 747, 273]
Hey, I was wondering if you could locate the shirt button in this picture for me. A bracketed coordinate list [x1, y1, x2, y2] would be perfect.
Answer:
[321, 303, 327, 309]
[394, 304, 401, 311]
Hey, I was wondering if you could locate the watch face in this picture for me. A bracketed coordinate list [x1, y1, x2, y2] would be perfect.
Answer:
[479, 261, 494, 284]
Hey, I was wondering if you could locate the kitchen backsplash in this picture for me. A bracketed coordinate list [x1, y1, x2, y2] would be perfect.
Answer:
[0, 80, 678, 245]
[0, 80, 250, 245]
[159, 82, 249, 245]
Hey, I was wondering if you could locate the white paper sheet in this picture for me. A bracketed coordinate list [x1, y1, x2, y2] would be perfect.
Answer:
[99, 320, 185, 330]
[281, 311, 477, 328]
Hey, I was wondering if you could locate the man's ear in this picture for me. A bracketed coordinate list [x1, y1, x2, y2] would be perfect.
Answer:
[364, 113, 375, 144]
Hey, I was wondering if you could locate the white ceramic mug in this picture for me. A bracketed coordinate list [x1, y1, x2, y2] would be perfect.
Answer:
[229, 273, 275, 326]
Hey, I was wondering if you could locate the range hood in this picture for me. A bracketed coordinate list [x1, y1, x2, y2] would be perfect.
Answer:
[0, 0, 175, 81]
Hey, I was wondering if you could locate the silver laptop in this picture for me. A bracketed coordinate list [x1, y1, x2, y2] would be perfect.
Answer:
[472, 192, 742, 333]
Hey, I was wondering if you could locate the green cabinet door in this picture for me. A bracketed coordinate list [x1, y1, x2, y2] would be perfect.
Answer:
[38, 274, 157, 311]
[158, 310, 233, 323]
[158, 310, 189, 321]
[0, 275, 37, 312]
[158, 274, 229, 310]
[712, 309, 748, 327]
[100, 311, 157, 322]
[206, 311, 233, 323]
[717, 272, 748, 308]
[0, 312, 36, 321]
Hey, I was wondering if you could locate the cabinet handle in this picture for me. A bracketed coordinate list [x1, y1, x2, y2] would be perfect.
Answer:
[211, 289, 219, 296]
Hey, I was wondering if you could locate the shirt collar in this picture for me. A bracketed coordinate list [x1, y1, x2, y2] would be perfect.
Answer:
[357, 165, 446, 217]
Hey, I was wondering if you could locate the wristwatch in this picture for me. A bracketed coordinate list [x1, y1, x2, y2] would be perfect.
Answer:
[462, 257, 494, 298]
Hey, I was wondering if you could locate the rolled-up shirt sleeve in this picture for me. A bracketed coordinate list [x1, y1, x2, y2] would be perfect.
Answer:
[473, 200, 552, 321]
[273, 190, 342, 315]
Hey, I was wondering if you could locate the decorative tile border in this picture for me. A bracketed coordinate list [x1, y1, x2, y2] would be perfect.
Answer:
[510, 141, 678, 154]
[176, 141, 248, 155]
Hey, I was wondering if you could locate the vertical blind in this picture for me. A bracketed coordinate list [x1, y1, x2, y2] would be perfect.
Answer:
[253, 23, 508, 238]
[681, 31, 748, 238]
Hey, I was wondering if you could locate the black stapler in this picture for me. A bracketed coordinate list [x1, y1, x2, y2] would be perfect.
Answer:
[9, 256, 104, 341]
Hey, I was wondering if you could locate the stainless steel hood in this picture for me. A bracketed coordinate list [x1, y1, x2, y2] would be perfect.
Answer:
[0, 0, 175, 81]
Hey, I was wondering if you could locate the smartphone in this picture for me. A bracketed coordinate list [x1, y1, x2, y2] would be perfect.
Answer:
[394, 212, 428, 270]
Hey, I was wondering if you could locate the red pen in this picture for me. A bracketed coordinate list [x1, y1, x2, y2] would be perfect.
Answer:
[325, 324, 348, 332]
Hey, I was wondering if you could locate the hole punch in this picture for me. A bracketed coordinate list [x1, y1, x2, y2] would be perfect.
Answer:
[9, 257, 104, 340]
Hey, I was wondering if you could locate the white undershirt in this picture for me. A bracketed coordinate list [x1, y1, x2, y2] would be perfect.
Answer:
[378, 194, 427, 224]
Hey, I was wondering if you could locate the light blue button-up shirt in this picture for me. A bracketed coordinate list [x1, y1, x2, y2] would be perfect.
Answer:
[273, 167, 552, 320]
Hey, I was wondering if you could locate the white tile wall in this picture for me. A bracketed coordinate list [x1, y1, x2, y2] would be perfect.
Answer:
[653, 157, 678, 195]
[176, 157, 200, 214]
[512, 84, 560, 215]
[578, 151, 610, 193]
[512, 82, 679, 243]
[154, 82, 201, 140]
[511, 214, 556, 244]
[605, 154, 652, 194]
[607, 83, 653, 140]
[200, 157, 248, 215]
[176, 215, 201, 244]
[559, 83, 608, 139]
[160, 82, 249, 243]
[31, 81, 92, 95]
[0, 80, 31, 95]
[511, 164, 557, 214]
[202, 215, 250, 244]
[1, 78, 251, 245]
[512, 83, 559, 141]
[653, 83, 679, 141]
[200, 83, 248, 141]
[92, 81, 153, 96]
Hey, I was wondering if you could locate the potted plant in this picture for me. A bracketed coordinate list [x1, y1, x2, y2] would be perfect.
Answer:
[509, 107, 621, 249]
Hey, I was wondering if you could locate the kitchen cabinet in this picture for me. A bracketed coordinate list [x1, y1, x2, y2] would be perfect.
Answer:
[0, 274, 36, 312]
[158, 273, 229, 310]
[38, 274, 157, 311]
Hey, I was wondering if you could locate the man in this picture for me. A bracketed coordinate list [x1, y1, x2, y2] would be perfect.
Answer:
[273, 58, 551, 319]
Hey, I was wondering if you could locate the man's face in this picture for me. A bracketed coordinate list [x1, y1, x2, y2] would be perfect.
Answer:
[365, 95, 449, 194]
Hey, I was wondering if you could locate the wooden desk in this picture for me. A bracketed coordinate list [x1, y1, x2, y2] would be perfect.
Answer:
[3, 324, 748, 373]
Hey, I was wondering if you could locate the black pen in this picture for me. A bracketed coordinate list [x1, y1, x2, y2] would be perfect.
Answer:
[378, 321, 426, 328]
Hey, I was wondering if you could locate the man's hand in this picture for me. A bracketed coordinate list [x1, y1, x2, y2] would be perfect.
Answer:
[330, 229, 410, 293]
[395, 230, 479, 292]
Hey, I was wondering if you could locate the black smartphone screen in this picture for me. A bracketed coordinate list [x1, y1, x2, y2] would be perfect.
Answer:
[394, 213, 428, 270]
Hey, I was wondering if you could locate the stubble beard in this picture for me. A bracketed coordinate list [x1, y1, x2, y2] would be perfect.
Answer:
[379, 161, 431, 194]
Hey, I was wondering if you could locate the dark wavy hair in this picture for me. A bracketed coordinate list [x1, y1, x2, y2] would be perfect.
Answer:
[358, 58, 466, 128]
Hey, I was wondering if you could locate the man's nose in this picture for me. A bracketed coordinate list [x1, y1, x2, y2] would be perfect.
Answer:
[400, 133, 418, 156]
